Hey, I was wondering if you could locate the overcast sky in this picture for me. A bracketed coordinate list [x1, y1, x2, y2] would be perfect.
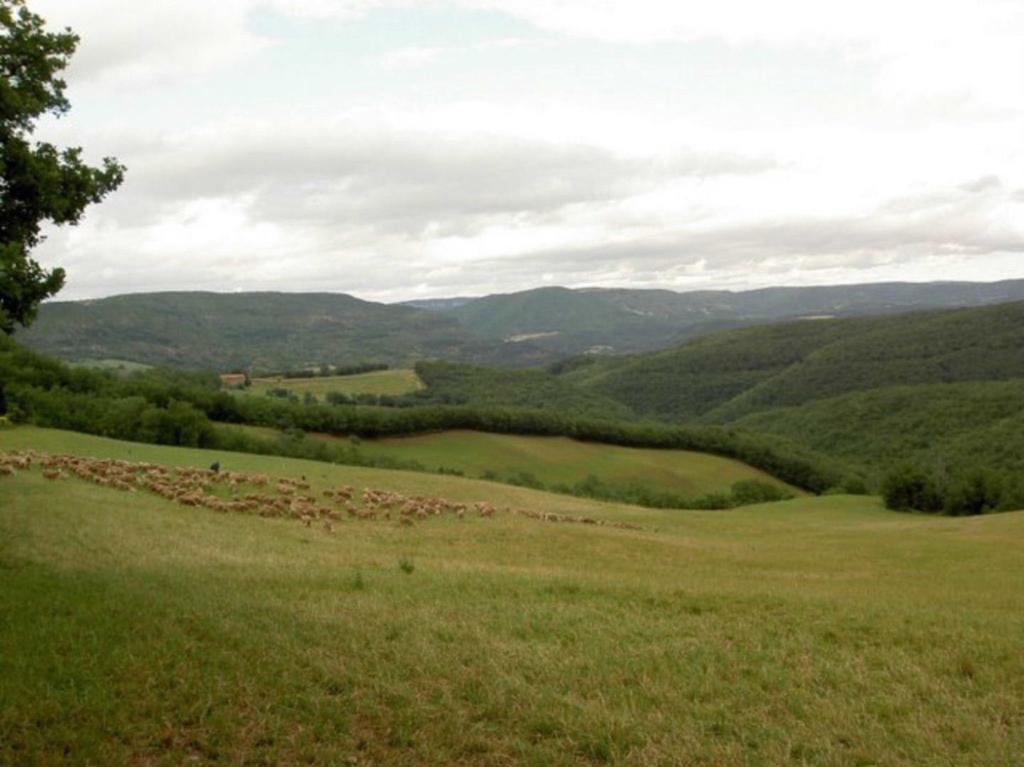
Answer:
[28, 0, 1024, 301]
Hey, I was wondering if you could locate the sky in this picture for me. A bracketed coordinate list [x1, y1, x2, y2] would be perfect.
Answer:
[26, 0, 1024, 302]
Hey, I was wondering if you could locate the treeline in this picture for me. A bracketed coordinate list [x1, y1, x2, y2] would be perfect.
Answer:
[0, 336, 857, 495]
[494, 471, 795, 510]
[882, 465, 1024, 516]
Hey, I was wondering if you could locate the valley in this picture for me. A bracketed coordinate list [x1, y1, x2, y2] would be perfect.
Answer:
[3, 3, 1022, 764]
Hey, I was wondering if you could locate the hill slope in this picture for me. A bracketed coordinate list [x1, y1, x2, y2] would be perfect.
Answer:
[2, 427, 1023, 766]
[575, 301, 1024, 422]
[411, 359, 637, 420]
[15, 292, 554, 371]
[732, 380, 1024, 476]
[445, 279, 1024, 356]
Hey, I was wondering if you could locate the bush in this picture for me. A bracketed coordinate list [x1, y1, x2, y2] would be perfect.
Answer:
[881, 466, 944, 513]
[943, 470, 1003, 516]
[137, 401, 215, 448]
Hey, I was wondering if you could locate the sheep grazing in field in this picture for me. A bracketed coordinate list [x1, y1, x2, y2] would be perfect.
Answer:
[474, 502, 497, 518]
[0, 448, 648, 535]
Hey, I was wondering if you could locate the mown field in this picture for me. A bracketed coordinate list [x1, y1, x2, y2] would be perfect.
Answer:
[1, 427, 1022, 766]
[247, 369, 424, 398]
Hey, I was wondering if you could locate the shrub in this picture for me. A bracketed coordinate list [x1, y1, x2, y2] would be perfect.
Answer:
[137, 401, 215, 448]
[943, 470, 1003, 516]
[881, 465, 944, 513]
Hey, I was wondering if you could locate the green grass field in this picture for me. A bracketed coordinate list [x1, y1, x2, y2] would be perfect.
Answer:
[2, 427, 1022, 765]
[247, 369, 423, 398]
[350, 429, 797, 497]
[67, 358, 154, 374]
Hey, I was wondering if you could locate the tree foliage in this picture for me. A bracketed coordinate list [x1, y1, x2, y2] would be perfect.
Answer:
[0, 0, 124, 333]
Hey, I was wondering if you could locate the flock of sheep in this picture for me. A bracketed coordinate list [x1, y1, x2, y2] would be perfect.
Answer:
[0, 449, 644, 533]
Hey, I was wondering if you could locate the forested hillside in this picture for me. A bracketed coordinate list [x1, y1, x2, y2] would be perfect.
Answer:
[16, 292, 554, 370]
[574, 301, 1024, 422]
[18, 280, 1024, 370]
[411, 360, 636, 420]
[443, 280, 1024, 356]
[732, 380, 1024, 476]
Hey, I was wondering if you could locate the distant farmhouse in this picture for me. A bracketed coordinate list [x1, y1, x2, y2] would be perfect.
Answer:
[219, 373, 247, 388]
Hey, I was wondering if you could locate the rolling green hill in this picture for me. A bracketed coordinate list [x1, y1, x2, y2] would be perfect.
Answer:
[574, 301, 1024, 422]
[240, 426, 802, 503]
[444, 280, 1024, 356]
[15, 292, 555, 371]
[410, 359, 637, 420]
[2, 427, 1023, 766]
[19, 280, 1024, 371]
[732, 380, 1024, 476]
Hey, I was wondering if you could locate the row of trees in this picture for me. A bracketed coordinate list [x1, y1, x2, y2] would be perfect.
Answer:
[881, 465, 1024, 517]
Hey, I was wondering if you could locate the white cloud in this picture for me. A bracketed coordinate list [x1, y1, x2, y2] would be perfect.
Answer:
[31, 0, 270, 86]
[469, 0, 1024, 111]
[379, 46, 443, 71]
[20, 0, 1024, 301]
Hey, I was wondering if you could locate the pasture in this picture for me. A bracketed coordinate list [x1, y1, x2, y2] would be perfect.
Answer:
[352, 429, 797, 497]
[1, 427, 1022, 766]
[217, 424, 802, 500]
[247, 369, 423, 398]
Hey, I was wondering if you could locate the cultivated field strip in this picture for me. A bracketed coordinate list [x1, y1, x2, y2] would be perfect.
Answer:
[0, 449, 644, 533]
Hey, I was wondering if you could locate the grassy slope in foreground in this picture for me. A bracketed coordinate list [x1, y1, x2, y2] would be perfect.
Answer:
[2, 428, 1023, 766]
[247, 369, 424, 398]
[346, 428, 799, 497]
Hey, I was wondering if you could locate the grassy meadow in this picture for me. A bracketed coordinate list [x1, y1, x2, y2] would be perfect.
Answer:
[2, 427, 1023, 766]
[352, 429, 797, 497]
[217, 423, 802, 500]
[247, 369, 424, 398]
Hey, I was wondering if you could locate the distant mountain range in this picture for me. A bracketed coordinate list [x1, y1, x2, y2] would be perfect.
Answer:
[433, 280, 1024, 356]
[14, 292, 553, 371]
[15, 279, 1024, 369]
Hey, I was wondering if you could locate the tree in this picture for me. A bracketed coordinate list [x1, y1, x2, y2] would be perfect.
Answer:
[880, 464, 943, 513]
[0, 0, 124, 333]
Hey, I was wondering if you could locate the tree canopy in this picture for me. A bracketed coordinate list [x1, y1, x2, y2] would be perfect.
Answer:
[0, 0, 124, 333]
